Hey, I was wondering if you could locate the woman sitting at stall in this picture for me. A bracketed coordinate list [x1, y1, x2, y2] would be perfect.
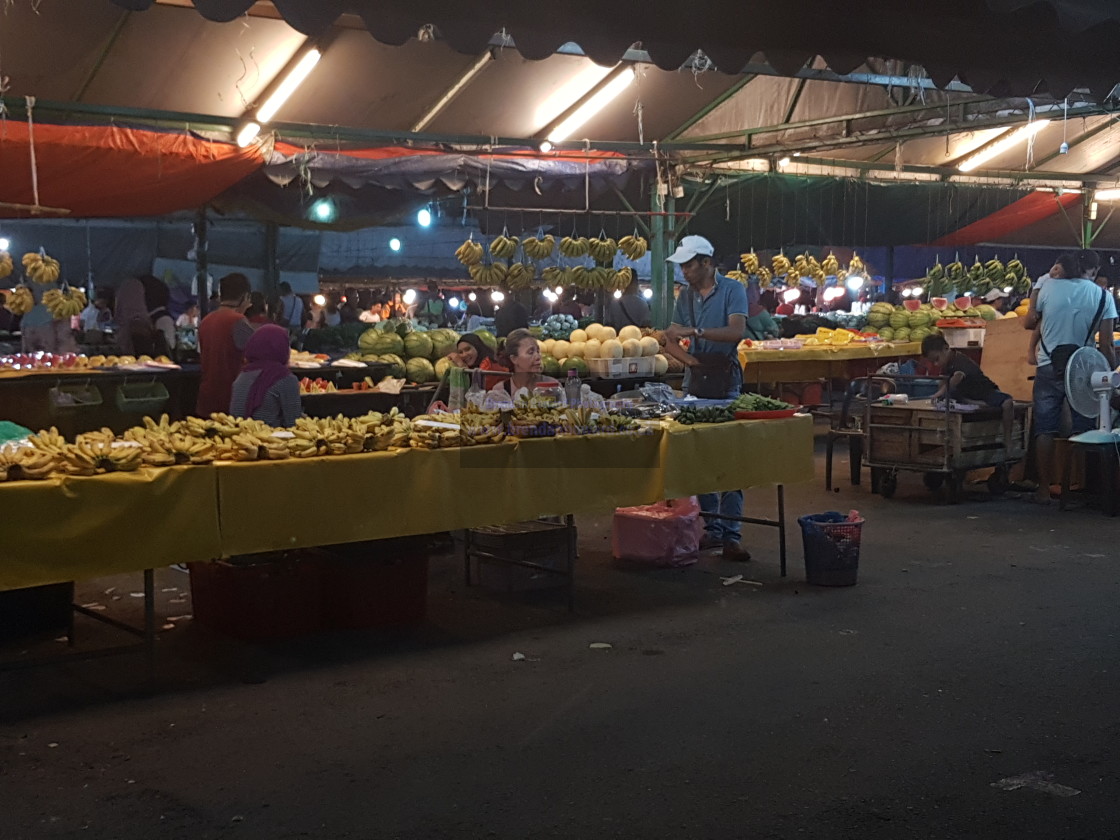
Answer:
[450, 333, 506, 389]
[489, 328, 559, 397]
[229, 324, 303, 427]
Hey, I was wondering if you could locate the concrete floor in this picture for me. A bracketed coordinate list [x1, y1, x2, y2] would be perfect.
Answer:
[2, 441, 1119, 839]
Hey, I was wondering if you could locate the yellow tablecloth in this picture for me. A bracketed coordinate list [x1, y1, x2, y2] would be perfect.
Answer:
[0, 465, 221, 591]
[739, 342, 922, 386]
[0, 418, 813, 591]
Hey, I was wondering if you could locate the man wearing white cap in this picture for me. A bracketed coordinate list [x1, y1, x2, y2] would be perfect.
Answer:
[662, 234, 751, 562]
[981, 287, 1010, 314]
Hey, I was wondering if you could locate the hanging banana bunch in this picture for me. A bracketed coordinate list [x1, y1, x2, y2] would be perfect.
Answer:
[756, 266, 773, 288]
[822, 252, 840, 277]
[0, 251, 12, 281]
[740, 250, 760, 274]
[23, 251, 61, 284]
[542, 266, 564, 288]
[772, 252, 792, 278]
[489, 233, 519, 260]
[618, 234, 648, 261]
[848, 252, 866, 275]
[522, 235, 555, 261]
[455, 238, 484, 267]
[726, 266, 749, 285]
[42, 286, 87, 320]
[559, 236, 590, 258]
[587, 237, 618, 265]
[5, 285, 34, 315]
[505, 262, 533, 291]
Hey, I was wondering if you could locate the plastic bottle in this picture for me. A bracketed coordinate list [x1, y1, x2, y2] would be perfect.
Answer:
[565, 369, 582, 407]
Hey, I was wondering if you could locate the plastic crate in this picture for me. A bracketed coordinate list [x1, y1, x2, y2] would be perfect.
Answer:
[942, 327, 985, 348]
[47, 383, 103, 416]
[587, 356, 656, 379]
[114, 381, 170, 414]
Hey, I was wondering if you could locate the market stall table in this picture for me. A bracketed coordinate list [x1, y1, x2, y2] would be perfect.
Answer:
[739, 341, 923, 403]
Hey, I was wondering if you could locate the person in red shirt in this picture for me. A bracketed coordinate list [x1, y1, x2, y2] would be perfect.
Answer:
[196, 273, 255, 417]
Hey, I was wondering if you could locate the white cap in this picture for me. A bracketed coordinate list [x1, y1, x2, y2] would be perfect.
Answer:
[666, 235, 715, 264]
[982, 288, 1009, 302]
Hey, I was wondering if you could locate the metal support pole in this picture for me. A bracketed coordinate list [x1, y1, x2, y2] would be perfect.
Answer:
[649, 192, 676, 328]
[194, 207, 209, 316]
[1083, 193, 1094, 249]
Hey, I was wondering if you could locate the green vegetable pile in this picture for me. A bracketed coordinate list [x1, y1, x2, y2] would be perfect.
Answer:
[730, 393, 794, 412]
[675, 405, 735, 425]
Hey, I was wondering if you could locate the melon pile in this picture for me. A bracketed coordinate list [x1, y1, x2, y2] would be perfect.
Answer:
[353, 325, 471, 383]
[538, 323, 669, 377]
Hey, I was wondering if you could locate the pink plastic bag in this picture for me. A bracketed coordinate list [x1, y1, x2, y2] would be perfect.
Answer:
[611, 497, 704, 567]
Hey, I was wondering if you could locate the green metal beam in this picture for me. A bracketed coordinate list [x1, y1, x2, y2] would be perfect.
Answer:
[1032, 118, 1116, 169]
[781, 78, 808, 126]
[663, 74, 757, 142]
[609, 187, 651, 238]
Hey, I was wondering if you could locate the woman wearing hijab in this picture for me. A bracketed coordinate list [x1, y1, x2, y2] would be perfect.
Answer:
[448, 332, 506, 390]
[140, 274, 175, 354]
[229, 324, 303, 427]
[113, 277, 151, 356]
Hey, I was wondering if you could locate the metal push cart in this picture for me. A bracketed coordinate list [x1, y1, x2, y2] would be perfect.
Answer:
[859, 375, 1032, 503]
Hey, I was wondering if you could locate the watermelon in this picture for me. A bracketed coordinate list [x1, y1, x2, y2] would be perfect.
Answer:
[540, 354, 562, 377]
[403, 331, 433, 359]
[931, 297, 949, 311]
[434, 356, 454, 381]
[359, 328, 404, 356]
[428, 329, 459, 360]
[908, 311, 932, 329]
[889, 310, 910, 329]
[379, 353, 405, 378]
[561, 357, 590, 377]
[405, 357, 436, 384]
[473, 329, 498, 351]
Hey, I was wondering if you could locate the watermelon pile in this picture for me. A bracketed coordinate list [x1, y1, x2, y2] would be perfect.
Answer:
[357, 326, 464, 383]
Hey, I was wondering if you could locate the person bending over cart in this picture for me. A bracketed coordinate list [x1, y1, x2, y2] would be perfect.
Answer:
[921, 334, 1014, 448]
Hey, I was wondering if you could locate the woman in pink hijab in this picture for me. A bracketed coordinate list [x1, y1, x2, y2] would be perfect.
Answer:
[228, 324, 302, 427]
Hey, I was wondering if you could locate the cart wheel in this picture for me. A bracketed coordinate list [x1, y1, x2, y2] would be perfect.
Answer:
[987, 468, 1010, 497]
[946, 472, 963, 505]
[880, 471, 898, 499]
[923, 472, 945, 491]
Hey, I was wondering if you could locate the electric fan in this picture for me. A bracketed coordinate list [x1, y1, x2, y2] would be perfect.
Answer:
[1064, 347, 1120, 444]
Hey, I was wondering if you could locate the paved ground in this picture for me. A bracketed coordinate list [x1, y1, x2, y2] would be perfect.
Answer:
[2, 442, 1119, 839]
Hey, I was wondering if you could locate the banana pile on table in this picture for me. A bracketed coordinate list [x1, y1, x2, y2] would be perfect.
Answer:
[559, 406, 640, 435]
[0, 442, 58, 481]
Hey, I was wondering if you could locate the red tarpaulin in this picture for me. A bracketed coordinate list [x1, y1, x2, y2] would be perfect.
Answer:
[931, 191, 1082, 247]
[0, 123, 266, 218]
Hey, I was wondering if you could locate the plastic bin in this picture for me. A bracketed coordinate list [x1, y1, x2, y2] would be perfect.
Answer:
[115, 381, 170, 414]
[587, 356, 656, 380]
[317, 538, 429, 630]
[188, 553, 323, 641]
[798, 512, 864, 586]
[47, 383, 102, 417]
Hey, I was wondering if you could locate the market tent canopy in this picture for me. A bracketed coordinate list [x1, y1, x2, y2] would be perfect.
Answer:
[0, 123, 265, 219]
[265, 144, 640, 192]
[931, 192, 1083, 247]
[108, 0, 1120, 97]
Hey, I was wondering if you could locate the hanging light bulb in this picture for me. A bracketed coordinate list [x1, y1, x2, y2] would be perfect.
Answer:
[402, 289, 417, 305]
[468, 292, 477, 302]
[641, 287, 653, 299]
[612, 289, 623, 299]
[491, 290, 505, 303]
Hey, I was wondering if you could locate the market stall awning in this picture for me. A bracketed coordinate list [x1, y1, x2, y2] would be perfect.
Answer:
[109, 0, 1120, 96]
[0, 122, 266, 219]
[265, 144, 640, 192]
[931, 191, 1083, 247]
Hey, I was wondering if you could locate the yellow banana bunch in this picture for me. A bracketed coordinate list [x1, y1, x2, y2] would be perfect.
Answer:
[522, 235, 555, 261]
[76, 427, 118, 448]
[793, 254, 811, 278]
[139, 433, 215, 465]
[567, 265, 588, 289]
[455, 239, 484, 266]
[822, 252, 840, 277]
[60, 440, 143, 475]
[23, 251, 61, 284]
[559, 236, 590, 258]
[469, 263, 508, 286]
[0, 444, 57, 481]
[505, 262, 533, 291]
[849, 252, 866, 274]
[489, 234, 519, 260]
[756, 267, 773, 288]
[5, 285, 34, 315]
[619, 235, 648, 260]
[588, 237, 618, 264]
[42, 287, 87, 320]
[459, 405, 506, 446]
[615, 266, 634, 291]
[0, 251, 12, 280]
[812, 269, 827, 287]
[27, 426, 68, 455]
[740, 250, 760, 274]
[409, 417, 462, 449]
[772, 253, 792, 277]
[727, 269, 748, 286]
[542, 266, 564, 289]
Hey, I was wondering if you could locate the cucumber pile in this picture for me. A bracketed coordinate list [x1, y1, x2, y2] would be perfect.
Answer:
[730, 393, 794, 412]
[675, 405, 735, 425]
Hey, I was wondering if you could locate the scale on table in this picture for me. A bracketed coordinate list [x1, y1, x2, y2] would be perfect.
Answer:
[1065, 347, 1120, 444]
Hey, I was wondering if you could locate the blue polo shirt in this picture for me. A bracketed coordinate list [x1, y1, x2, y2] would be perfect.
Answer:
[671, 273, 748, 360]
[1036, 277, 1116, 366]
